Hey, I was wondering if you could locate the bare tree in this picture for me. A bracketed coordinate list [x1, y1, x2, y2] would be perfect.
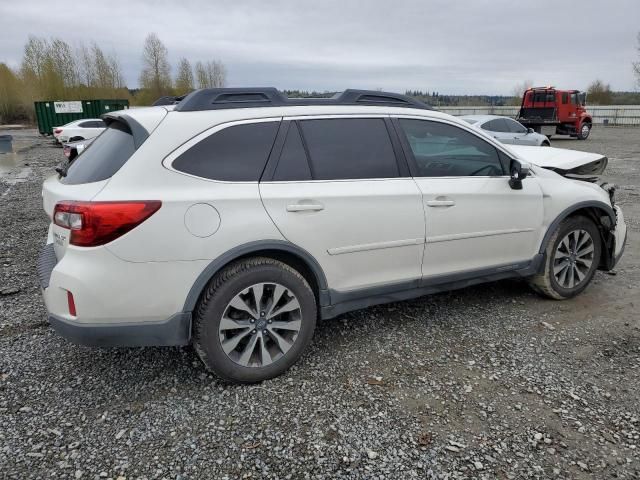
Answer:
[174, 58, 194, 94]
[587, 79, 612, 105]
[21, 36, 49, 82]
[510, 80, 533, 105]
[139, 33, 172, 97]
[194, 60, 226, 88]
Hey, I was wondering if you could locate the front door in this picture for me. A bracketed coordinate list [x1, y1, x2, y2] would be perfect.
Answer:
[393, 117, 544, 279]
[260, 117, 426, 294]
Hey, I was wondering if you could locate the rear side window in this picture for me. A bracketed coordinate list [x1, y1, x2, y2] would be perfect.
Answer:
[173, 122, 279, 181]
[273, 123, 312, 181]
[298, 118, 398, 180]
[62, 121, 135, 185]
[482, 119, 509, 133]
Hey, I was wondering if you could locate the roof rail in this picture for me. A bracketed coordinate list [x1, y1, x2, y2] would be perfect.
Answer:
[173, 88, 431, 111]
[152, 94, 190, 106]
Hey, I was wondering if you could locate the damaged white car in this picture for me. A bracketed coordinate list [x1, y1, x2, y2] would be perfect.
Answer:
[38, 88, 627, 382]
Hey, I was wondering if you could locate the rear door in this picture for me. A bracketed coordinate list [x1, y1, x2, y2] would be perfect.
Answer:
[260, 117, 425, 294]
[481, 119, 512, 144]
[393, 117, 543, 279]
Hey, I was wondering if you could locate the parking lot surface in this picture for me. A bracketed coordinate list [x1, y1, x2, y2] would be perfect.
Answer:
[0, 128, 638, 479]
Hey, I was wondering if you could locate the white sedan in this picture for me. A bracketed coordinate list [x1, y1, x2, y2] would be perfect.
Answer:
[461, 115, 550, 147]
[52, 119, 106, 144]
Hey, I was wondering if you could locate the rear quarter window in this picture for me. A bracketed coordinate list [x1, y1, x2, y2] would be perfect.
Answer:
[172, 122, 280, 181]
[62, 121, 135, 185]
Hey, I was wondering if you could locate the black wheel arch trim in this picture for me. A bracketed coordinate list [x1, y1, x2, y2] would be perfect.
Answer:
[538, 200, 616, 268]
[182, 240, 330, 314]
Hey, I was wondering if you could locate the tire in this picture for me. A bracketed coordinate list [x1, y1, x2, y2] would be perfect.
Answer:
[541, 141, 550, 147]
[577, 123, 591, 140]
[529, 216, 601, 299]
[193, 257, 317, 383]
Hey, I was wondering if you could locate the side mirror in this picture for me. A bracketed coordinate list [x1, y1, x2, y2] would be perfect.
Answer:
[527, 128, 534, 134]
[509, 160, 530, 190]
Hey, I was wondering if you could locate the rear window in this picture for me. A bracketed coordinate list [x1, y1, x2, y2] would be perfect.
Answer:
[62, 121, 135, 185]
[172, 122, 280, 181]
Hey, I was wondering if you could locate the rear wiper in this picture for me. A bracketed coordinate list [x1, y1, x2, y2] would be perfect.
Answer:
[55, 163, 68, 177]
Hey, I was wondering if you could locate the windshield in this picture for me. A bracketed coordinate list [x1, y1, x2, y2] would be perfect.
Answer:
[61, 121, 135, 185]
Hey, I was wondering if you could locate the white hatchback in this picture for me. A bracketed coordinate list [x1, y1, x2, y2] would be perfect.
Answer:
[38, 88, 627, 383]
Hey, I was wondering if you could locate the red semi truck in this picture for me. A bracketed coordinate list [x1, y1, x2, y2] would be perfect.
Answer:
[516, 87, 593, 140]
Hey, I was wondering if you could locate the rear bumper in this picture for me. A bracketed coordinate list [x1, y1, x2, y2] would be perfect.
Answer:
[48, 312, 191, 347]
[37, 242, 196, 347]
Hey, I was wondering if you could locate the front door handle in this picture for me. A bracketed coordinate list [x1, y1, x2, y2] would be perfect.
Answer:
[286, 203, 324, 212]
[426, 199, 455, 207]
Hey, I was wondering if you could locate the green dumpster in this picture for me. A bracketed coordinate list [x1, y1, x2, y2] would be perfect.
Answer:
[34, 99, 130, 135]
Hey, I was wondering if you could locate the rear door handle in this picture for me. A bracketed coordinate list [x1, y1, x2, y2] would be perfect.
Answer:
[426, 199, 455, 207]
[286, 203, 324, 212]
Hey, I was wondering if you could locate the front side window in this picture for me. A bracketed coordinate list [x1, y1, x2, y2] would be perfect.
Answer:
[505, 119, 527, 134]
[398, 119, 504, 177]
[172, 122, 280, 181]
[298, 118, 399, 180]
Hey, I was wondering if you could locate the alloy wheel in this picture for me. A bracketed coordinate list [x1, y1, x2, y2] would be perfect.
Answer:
[553, 229, 595, 289]
[218, 282, 302, 367]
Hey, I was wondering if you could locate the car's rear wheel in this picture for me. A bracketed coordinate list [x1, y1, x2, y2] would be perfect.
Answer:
[193, 257, 317, 383]
[529, 216, 601, 299]
[577, 123, 591, 140]
[541, 141, 550, 146]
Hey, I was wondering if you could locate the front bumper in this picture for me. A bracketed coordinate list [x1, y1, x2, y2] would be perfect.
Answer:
[611, 206, 627, 269]
[37, 243, 192, 347]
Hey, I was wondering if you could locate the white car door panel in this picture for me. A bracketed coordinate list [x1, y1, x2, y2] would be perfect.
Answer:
[261, 179, 425, 292]
[416, 177, 543, 277]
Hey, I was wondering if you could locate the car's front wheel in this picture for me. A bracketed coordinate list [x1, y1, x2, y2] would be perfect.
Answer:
[529, 216, 601, 299]
[193, 257, 317, 383]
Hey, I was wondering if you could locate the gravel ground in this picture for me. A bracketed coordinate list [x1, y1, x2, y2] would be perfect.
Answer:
[0, 127, 638, 479]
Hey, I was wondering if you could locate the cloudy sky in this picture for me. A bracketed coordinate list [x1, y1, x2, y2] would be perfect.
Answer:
[1, 0, 638, 94]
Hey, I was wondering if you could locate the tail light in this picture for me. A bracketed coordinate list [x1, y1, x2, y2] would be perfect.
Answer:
[54, 128, 62, 134]
[53, 201, 162, 247]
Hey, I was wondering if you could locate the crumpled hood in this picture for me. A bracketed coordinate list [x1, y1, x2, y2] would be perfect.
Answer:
[508, 145, 608, 175]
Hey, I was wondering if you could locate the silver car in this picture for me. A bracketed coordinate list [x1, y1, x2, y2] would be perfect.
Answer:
[460, 115, 550, 146]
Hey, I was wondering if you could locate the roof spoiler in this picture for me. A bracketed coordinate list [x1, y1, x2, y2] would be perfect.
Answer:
[101, 112, 149, 149]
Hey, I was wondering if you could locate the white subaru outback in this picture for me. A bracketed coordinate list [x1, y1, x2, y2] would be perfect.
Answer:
[38, 88, 627, 383]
